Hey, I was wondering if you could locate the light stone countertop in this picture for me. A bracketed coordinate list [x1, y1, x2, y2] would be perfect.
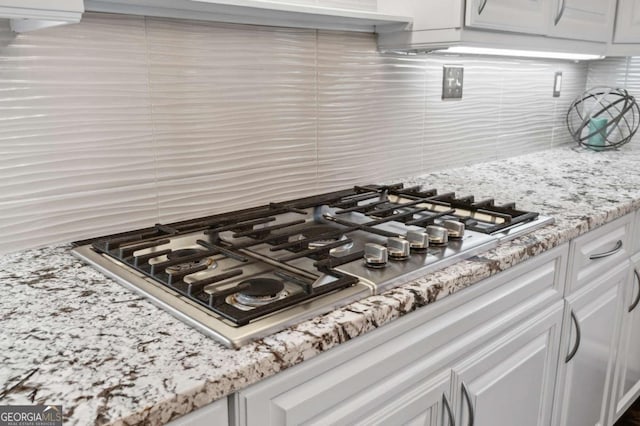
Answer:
[2, 144, 640, 425]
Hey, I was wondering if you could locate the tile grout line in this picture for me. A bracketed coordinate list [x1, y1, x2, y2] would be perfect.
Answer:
[314, 29, 320, 192]
[421, 58, 428, 174]
[142, 16, 161, 224]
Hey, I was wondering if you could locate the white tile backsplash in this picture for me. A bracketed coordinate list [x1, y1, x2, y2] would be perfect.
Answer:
[0, 12, 595, 253]
[316, 31, 425, 190]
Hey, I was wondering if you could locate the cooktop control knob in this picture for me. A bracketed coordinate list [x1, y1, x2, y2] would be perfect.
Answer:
[442, 220, 465, 239]
[364, 243, 388, 268]
[425, 225, 448, 245]
[387, 237, 410, 260]
[406, 230, 429, 251]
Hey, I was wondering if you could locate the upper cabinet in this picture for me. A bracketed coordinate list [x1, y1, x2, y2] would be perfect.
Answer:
[465, 0, 549, 35]
[1, 0, 412, 34]
[613, 0, 640, 43]
[84, 0, 411, 33]
[0, 0, 83, 32]
[377, 0, 613, 57]
[548, 0, 617, 42]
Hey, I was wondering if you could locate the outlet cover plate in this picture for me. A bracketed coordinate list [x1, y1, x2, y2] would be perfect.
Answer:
[442, 65, 464, 99]
[553, 71, 562, 97]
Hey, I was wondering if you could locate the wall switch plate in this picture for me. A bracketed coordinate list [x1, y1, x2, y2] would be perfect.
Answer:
[442, 65, 464, 99]
[553, 71, 562, 97]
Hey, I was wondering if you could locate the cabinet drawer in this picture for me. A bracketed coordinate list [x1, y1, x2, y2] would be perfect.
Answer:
[235, 245, 567, 426]
[566, 214, 632, 295]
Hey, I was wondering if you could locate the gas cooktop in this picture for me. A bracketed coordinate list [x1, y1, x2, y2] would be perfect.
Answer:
[72, 184, 553, 348]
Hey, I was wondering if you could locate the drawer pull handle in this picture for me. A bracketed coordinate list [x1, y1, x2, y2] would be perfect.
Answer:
[630, 269, 640, 313]
[443, 392, 455, 426]
[478, 0, 488, 15]
[565, 310, 581, 363]
[589, 240, 623, 260]
[554, 0, 565, 25]
[462, 381, 474, 426]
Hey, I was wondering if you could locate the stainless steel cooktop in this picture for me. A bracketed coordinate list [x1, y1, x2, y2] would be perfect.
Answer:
[72, 184, 553, 348]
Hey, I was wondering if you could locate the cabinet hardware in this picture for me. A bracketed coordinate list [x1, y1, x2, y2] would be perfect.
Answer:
[461, 381, 474, 426]
[589, 240, 623, 260]
[565, 310, 581, 363]
[478, 0, 488, 15]
[554, 0, 565, 25]
[629, 269, 640, 312]
[443, 392, 456, 426]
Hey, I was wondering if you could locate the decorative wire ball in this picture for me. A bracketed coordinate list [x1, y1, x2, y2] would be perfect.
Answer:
[566, 87, 640, 151]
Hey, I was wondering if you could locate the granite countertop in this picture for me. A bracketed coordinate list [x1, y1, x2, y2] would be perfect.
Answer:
[2, 145, 640, 425]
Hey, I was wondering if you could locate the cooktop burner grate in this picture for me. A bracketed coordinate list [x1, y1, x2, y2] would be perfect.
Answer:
[72, 183, 552, 347]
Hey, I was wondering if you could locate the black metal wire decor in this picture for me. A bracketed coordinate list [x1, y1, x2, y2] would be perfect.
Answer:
[566, 87, 640, 151]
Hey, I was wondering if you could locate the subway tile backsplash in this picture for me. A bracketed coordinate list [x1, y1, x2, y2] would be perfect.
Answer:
[0, 13, 591, 253]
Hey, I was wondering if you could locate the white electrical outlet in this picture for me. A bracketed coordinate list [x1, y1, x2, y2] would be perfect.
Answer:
[442, 65, 464, 100]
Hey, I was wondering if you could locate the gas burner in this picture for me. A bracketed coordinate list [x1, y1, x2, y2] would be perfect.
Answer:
[230, 278, 288, 308]
[294, 225, 354, 253]
[165, 248, 216, 274]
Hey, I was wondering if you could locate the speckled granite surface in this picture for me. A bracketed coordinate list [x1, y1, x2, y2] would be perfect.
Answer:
[2, 145, 640, 425]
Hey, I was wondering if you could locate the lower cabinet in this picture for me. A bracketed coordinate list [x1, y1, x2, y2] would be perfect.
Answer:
[166, 397, 229, 426]
[552, 261, 628, 426]
[609, 254, 640, 424]
[452, 303, 563, 426]
[234, 246, 567, 426]
[348, 371, 453, 426]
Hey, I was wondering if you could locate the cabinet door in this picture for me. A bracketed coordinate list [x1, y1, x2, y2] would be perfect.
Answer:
[348, 372, 454, 426]
[242, 365, 454, 426]
[614, 0, 640, 43]
[610, 257, 640, 423]
[548, 0, 616, 42]
[465, 0, 550, 35]
[452, 302, 564, 426]
[553, 263, 627, 426]
[167, 397, 229, 426]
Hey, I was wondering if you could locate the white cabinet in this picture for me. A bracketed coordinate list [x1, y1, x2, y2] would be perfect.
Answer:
[0, 0, 83, 32]
[452, 303, 563, 426]
[377, 0, 609, 54]
[548, 0, 617, 42]
[352, 372, 453, 426]
[609, 254, 640, 424]
[235, 245, 567, 426]
[465, 0, 549, 35]
[552, 261, 628, 426]
[167, 397, 229, 426]
[614, 0, 640, 43]
[84, 0, 411, 33]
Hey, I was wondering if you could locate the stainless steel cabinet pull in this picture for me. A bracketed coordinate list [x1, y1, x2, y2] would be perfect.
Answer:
[443, 392, 455, 426]
[461, 381, 474, 426]
[478, 0, 488, 15]
[589, 240, 623, 260]
[629, 269, 640, 313]
[554, 0, 565, 25]
[565, 310, 581, 363]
